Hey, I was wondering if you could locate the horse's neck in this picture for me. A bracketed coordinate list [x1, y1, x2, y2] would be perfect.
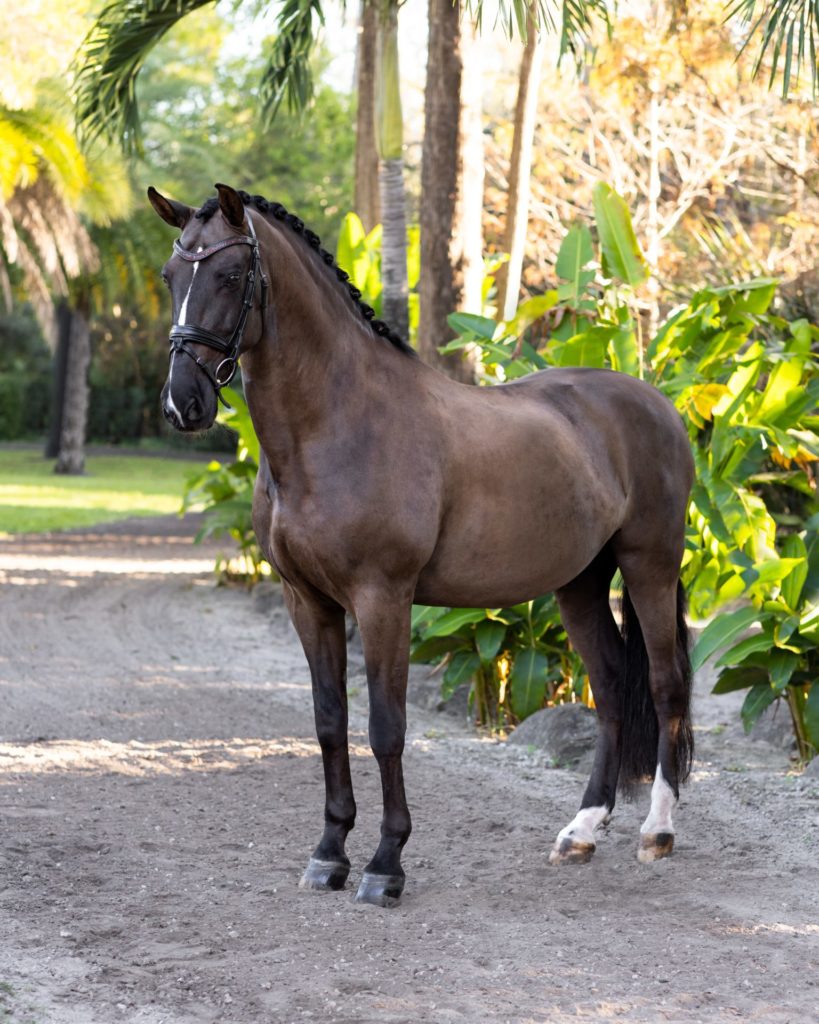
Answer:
[241, 301, 412, 487]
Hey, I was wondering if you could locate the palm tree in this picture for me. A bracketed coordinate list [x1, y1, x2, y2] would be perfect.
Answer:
[75, 0, 412, 338]
[1, 99, 131, 473]
[75, 0, 818, 369]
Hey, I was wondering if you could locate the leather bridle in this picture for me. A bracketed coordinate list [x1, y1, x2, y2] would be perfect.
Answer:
[168, 222, 269, 408]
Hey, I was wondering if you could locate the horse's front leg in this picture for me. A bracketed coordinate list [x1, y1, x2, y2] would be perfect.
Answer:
[351, 585, 413, 908]
[284, 584, 356, 892]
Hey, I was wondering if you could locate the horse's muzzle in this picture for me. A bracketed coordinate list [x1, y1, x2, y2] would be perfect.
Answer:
[161, 381, 215, 433]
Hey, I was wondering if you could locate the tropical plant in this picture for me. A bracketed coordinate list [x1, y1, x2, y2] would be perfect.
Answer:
[181, 386, 273, 583]
[424, 183, 819, 758]
[411, 599, 589, 728]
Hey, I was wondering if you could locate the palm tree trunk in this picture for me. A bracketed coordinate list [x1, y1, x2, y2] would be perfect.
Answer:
[376, 3, 408, 341]
[418, 0, 473, 382]
[354, 0, 380, 232]
[45, 299, 72, 459]
[55, 297, 90, 475]
[459, 15, 484, 315]
[495, 15, 544, 322]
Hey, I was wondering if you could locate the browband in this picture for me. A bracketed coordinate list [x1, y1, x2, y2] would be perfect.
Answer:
[173, 236, 256, 261]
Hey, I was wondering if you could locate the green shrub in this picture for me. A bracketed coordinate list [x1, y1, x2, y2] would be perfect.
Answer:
[431, 184, 818, 756]
[181, 385, 273, 584]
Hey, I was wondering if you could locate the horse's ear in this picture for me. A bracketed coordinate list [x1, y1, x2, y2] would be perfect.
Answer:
[147, 186, 193, 229]
[215, 183, 246, 229]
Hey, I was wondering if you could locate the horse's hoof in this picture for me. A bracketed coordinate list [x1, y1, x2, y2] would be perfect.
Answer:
[299, 857, 350, 892]
[353, 871, 405, 907]
[549, 836, 596, 865]
[637, 832, 674, 864]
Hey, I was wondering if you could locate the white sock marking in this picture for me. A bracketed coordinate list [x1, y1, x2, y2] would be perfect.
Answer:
[640, 763, 676, 835]
[557, 804, 610, 847]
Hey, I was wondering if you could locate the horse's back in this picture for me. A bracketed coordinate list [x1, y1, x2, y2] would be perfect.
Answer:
[415, 367, 693, 607]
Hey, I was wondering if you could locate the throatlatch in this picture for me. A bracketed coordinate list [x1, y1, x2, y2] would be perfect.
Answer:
[168, 224, 268, 407]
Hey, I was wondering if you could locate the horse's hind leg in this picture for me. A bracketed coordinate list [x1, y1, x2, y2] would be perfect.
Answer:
[616, 551, 693, 864]
[549, 548, 625, 865]
[284, 584, 356, 892]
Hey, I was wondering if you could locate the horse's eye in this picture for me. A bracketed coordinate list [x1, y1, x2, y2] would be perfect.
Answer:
[226, 273, 241, 287]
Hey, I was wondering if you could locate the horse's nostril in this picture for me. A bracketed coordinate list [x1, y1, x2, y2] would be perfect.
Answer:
[183, 396, 202, 422]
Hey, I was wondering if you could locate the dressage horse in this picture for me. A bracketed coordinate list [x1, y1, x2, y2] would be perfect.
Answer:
[149, 183, 694, 907]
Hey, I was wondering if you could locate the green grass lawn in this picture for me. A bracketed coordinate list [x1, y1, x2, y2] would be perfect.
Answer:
[0, 447, 206, 534]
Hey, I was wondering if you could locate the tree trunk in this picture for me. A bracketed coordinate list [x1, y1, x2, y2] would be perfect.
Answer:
[54, 298, 90, 475]
[418, 0, 473, 382]
[354, 0, 380, 232]
[459, 16, 485, 315]
[495, 16, 544, 322]
[375, 4, 409, 341]
[45, 298, 72, 459]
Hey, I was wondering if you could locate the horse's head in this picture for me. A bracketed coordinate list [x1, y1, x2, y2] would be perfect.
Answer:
[148, 183, 268, 432]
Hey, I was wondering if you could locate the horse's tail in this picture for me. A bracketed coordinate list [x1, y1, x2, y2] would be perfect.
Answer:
[618, 579, 693, 795]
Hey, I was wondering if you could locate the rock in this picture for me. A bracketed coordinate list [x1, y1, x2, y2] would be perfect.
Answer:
[406, 665, 471, 720]
[803, 756, 819, 779]
[251, 580, 283, 616]
[506, 703, 597, 768]
[749, 701, 795, 750]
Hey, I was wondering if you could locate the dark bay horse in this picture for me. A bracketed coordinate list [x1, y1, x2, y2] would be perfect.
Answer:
[148, 183, 695, 907]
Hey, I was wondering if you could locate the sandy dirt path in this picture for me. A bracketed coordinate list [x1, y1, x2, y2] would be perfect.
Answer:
[0, 518, 817, 1024]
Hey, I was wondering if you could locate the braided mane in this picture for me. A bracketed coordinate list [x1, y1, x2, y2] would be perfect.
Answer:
[195, 192, 414, 356]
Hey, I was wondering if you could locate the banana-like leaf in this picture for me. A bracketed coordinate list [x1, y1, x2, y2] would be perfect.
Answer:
[741, 682, 777, 733]
[592, 183, 648, 288]
[509, 647, 548, 719]
[691, 606, 761, 672]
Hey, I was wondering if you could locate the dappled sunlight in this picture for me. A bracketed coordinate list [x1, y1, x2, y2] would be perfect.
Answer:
[0, 555, 216, 576]
[724, 922, 819, 937]
[0, 735, 373, 779]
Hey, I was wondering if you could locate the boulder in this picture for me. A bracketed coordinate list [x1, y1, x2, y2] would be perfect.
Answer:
[803, 755, 819, 779]
[750, 701, 796, 750]
[507, 703, 597, 768]
[406, 665, 471, 719]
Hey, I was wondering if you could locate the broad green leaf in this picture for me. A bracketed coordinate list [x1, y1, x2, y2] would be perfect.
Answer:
[798, 600, 819, 641]
[741, 683, 777, 733]
[475, 619, 506, 663]
[442, 650, 481, 699]
[609, 327, 640, 376]
[406, 224, 420, 289]
[335, 212, 369, 292]
[768, 650, 799, 691]
[716, 631, 776, 667]
[447, 312, 498, 341]
[555, 224, 594, 305]
[410, 635, 468, 663]
[552, 327, 611, 367]
[690, 606, 761, 673]
[592, 182, 648, 287]
[712, 666, 769, 694]
[780, 534, 808, 611]
[804, 684, 819, 750]
[411, 605, 440, 630]
[509, 647, 548, 719]
[423, 607, 487, 638]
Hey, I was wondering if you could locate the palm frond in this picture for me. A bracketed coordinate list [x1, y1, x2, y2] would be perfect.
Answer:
[0, 104, 88, 202]
[726, 0, 819, 96]
[559, 0, 611, 64]
[72, 0, 216, 154]
[258, 0, 326, 124]
[464, 0, 609, 58]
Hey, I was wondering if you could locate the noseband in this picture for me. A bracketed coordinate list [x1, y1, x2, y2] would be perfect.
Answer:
[169, 225, 269, 408]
